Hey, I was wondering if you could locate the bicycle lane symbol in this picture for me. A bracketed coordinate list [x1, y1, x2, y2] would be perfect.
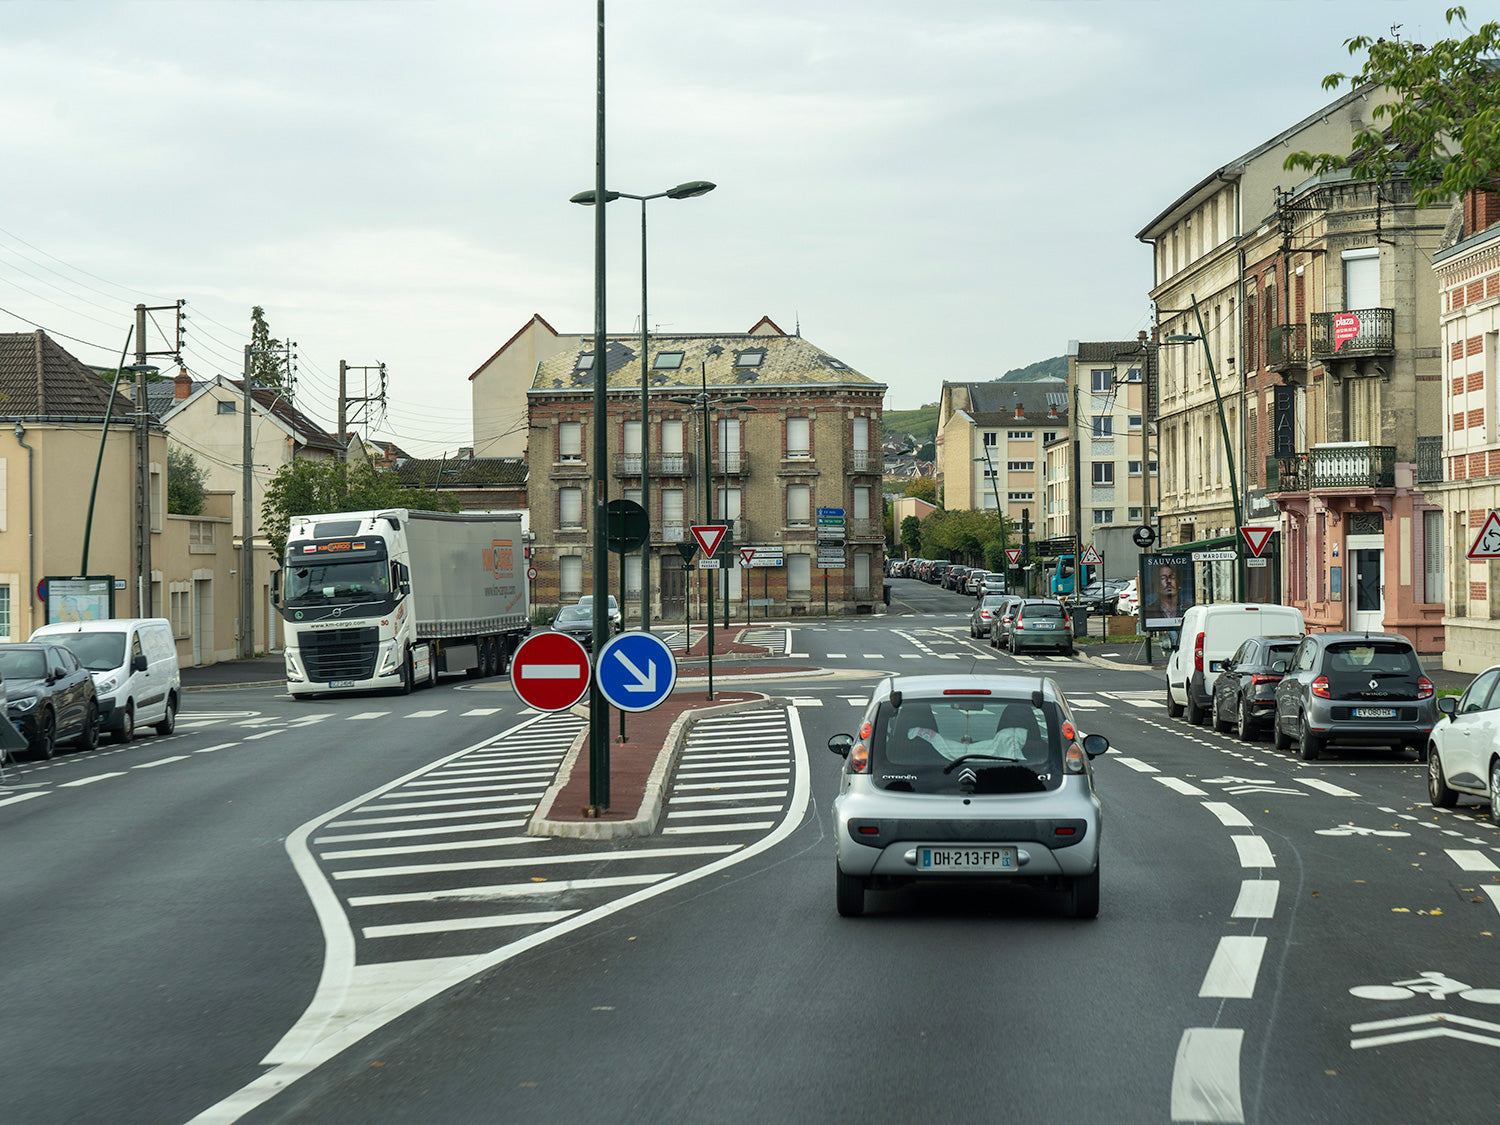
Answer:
[1349, 972, 1500, 1050]
[1316, 823, 1412, 837]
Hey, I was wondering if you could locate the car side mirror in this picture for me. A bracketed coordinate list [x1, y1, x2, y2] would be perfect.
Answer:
[1438, 696, 1458, 717]
[132, 654, 148, 672]
[1271, 660, 1289, 674]
[828, 733, 854, 758]
[1082, 732, 1109, 758]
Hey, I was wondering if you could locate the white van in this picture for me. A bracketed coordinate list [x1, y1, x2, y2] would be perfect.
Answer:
[1165, 603, 1305, 725]
[29, 618, 181, 742]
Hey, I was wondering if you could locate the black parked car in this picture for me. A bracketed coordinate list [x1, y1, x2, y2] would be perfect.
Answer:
[0, 642, 99, 760]
[549, 605, 611, 653]
[1209, 635, 1301, 741]
[1271, 632, 1436, 761]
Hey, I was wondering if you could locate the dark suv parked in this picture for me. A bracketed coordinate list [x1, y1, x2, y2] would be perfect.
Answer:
[0, 642, 99, 760]
[1270, 632, 1435, 761]
[1210, 635, 1301, 741]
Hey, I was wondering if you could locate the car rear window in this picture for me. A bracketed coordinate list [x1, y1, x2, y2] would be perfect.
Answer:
[981, 595, 1007, 607]
[0, 649, 46, 680]
[870, 695, 1063, 795]
[1266, 643, 1298, 663]
[1326, 642, 1418, 676]
[1023, 603, 1064, 619]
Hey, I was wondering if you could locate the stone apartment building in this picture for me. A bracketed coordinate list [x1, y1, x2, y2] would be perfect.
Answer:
[935, 380, 1068, 532]
[511, 318, 885, 618]
[1430, 190, 1500, 670]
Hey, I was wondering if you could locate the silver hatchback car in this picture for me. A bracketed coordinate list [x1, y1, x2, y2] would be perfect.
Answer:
[828, 674, 1109, 918]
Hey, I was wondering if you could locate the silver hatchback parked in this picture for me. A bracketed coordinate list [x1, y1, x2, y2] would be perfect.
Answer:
[829, 674, 1109, 918]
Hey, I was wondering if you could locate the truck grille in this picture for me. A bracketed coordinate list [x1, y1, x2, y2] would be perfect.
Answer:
[301, 627, 380, 681]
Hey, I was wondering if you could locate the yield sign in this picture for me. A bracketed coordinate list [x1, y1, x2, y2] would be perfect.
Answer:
[1005, 548, 1021, 565]
[1241, 525, 1275, 558]
[509, 630, 591, 712]
[740, 547, 756, 566]
[1080, 544, 1102, 565]
[691, 524, 728, 558]
[1468, 511, 1500, 560]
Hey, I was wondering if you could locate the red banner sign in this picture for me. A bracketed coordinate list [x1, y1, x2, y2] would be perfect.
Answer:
[1332, 312, 1362, 351]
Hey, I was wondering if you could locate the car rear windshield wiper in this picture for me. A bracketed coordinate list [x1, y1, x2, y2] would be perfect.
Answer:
[942, 754, 1015, 773]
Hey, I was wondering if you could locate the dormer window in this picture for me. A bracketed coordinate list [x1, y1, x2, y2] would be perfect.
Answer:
[653, 352, 684, 370]
[736, 349, 764, 368]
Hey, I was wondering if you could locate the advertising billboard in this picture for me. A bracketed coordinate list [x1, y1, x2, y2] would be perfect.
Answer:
[1137, 554, 1196, 631]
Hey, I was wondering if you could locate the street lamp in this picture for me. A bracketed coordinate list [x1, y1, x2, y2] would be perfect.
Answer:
[974, 448, 1012, 590]
[669, 364, 746, 699]
[571, 179, 716, 632]
[1166, 292, 1244, 600]
[718, 403, 756, 626]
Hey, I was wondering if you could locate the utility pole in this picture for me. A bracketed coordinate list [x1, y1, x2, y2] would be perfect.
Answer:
[241, 345, 254, 659]
[338, 361, 388, 445]
[134, 305, 152, 617]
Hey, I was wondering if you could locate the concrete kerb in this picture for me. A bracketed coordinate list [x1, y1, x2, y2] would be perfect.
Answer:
[183, 680, 285, 693]
[528, 695, 791, 841]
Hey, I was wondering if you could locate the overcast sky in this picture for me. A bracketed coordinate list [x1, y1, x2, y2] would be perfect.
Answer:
[0, 0, 1469, 455]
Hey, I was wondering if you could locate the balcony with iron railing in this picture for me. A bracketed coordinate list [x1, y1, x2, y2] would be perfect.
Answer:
[614, 453, 695, 478]
[1266, 323, 1307, 371]
[1310, 308, 1395, 360]
[1415, 436, 1443, 484]
[714, 451, 748, 476]
[848, 450, 878, 474]
[1267, 444, 1395, 493]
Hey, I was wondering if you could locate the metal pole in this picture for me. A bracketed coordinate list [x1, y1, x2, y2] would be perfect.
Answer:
[136, 305, 152, 619]
[587, 0, 610, 811]
[639, 198, 651, 632]
[700, 373, 714, 701]
[1190, 294, 1246, 601]
[81, 328, 134, 574]
[241, 344, 254, 657]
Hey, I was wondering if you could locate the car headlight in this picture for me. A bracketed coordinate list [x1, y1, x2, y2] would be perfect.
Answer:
[8, 696, 38, 714]
[95, 675, 119, 695]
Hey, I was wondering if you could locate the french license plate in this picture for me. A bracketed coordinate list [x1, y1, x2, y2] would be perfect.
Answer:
[917, 847, 1017, 872]
[1353, 707, 1397, 719]
[330, 680, 356, 688]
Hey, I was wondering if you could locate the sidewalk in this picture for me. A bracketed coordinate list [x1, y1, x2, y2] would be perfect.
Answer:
[180, 654, 286, 691]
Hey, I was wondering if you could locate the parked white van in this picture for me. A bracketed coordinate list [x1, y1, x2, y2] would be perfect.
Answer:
[29, 618, 180, 742]
[1165, 603, 1305, 725]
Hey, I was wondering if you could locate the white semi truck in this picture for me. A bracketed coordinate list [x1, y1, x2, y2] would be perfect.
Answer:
[277, 508, 530, 697]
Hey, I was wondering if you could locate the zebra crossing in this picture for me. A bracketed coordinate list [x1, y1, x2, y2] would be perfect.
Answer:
[663, 709, 795, 836]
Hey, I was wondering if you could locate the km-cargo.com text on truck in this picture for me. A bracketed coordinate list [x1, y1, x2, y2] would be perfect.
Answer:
[276, 509, 531, 698]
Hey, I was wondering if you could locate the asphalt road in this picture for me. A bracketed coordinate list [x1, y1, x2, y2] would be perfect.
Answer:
[3, 585, 1498, 1124]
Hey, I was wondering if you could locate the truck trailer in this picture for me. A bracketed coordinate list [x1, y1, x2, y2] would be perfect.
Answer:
[277, 509, 530, 697]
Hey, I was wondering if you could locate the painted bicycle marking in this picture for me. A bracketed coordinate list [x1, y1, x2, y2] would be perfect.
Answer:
[1316, 823, 1412, 838]
[1350, 971, 1500, 1005]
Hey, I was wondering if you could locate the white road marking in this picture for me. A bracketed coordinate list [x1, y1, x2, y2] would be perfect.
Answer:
[1446, 849, 1500, 872]
[345, 712, 391, 721]
[1351, 1011, 1500, 1050]
[329, 805, 537, 828]
[667, 791, 788, 804]
[461, 709, 504, 716]
[1171, 1028, 1244, 1123]
[827, 653, 846, 659]
[1299, 778, 1359, 797]
[406, 710, 447, 719]
[243, 731, 281, 741]
[674, 768, 790, 781]
[193, 743, 238, 754]
[1156, 777, 1207, 796]
[1231, 836, 1276, 868]
[132, 755, 189, 769]
[675, 779, 791, 791]
[314, 819, 533, 844]
[59, 773, 125, 787]
[368, 793, 546, 812]
[662, 822, 777, 835]
[319, 833, 532, 860]
[666, 805, 783, 819]
[1203, 802, 1254, 828]
[1231, 880, 1280, 919]
[363, 909, 577, 939]
[346, 874, 671, 907]
[1199, 936, 1267, 998]
[331, 845, 740, 881]
[1112, 757, 1159, 774]
[0, 792, 46, 808]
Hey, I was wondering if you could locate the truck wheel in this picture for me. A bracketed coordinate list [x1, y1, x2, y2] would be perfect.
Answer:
[400, 651, 414, 695]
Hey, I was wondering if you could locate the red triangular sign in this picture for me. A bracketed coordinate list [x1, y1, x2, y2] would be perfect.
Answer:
[740, 547, 756, 566]
[1080, 545, 1102, 565]
[1240, 525, 1275, 559]
[1467, 511, 1500, 560]
[1006, 548, 1021, 565]
[691, 524, 727, 557]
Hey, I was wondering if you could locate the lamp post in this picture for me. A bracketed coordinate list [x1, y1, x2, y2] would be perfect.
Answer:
[974, 448, 1011, 589]
[570, 179, 716, 632]
[670, 365, 747, 700]
[717, 402, 756, 627]
[1166, 293, 1244, 600]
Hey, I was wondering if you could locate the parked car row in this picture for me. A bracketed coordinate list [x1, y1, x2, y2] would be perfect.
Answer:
[0, 618, 182, 764]
[985, 596, 1074, 656]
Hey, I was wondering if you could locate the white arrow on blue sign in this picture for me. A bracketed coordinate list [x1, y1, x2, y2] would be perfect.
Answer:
[594, 631, 678, 712]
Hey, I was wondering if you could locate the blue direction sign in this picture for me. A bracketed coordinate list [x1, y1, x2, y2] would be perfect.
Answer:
[595, 631, 678, 713]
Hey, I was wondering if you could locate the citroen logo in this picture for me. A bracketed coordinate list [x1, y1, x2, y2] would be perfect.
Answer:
[958, 767, 978, 786]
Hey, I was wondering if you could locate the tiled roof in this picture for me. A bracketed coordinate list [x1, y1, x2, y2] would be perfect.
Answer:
[0, 331, 116, 417]
[531, 331, 879, 392]
[965, 379, 1069, 424]
[1075, 341, 1149, 364]
[389, 457, 528, 488]
[222, 380, 345, 455]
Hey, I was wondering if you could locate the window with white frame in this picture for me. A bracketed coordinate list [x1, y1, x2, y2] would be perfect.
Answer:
[660, 418, 684, 455]
[717, 486, 742, 520]
[1009, 430, 1033, 440]
[559, 487, 583, 529]
[1128, 460, 1142, 475]
[1091, 369, 1112, 393]
[558, 421, 582, 461]
[1128, 507, 1143, 522]
[853, 485, 871, 520]
[1092, 509, 1114, 525]
[0, 584, 12, 641]
[1007, 460, 1034, 471]
[661, 488, 684, 536]
[1008, 491, 1034, 502]
[170, 586, 191, 637]
[786, 417, 811, 459]
[1126, 368, 1142, 382]
[786, 484, 811, 525]
[1092, 416, 1113, 438]
[559, 555, 583, 598]
[623, 420, 642, 457]
[852, 416, 869, 451]
[217, 400, 236, 414]
[1128, 415, 1142, 429]
[983, 431, 997, 447]
[1092, 462, 1114, 485]
[788, 553, 812, 596]
[1043, 431, 1057, 444]
[624, 554, 642, 598]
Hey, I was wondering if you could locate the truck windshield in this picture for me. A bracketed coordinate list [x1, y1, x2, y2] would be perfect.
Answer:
[284, 560, 391, 605]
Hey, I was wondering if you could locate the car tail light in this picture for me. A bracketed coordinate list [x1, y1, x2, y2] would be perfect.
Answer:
[1311, 676, 1332, 699]
[1055, 826, 1077, 836]
[1065, 742, 1086, 774]
[1193, 632, 1205, 673]
[850, 742, 869, 773]
[1250, 673, 1280, 685]
[944, 688, 991, 695]
[857, 825, 879, 835]
[1418, 677, 1434, 700]
[1061, 720, 1076, 741]
[980, 610, 992, 619]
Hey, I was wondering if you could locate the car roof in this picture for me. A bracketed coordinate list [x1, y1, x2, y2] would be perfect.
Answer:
[1310, 631, 1417, 646]
[869, 673, 1063, 704]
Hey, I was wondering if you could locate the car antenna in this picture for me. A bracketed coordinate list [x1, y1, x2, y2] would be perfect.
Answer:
[1032, 678, 1045, 709]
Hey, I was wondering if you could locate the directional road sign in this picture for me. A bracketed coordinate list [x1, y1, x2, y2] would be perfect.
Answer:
[509, 631, 591, 712]
[595, 631, 677, 712]
[1468, 511, 1500, 560]
[741, 546, 784, 567]
[1240, 525, 1274, 559]
[691, 524, 728, 557]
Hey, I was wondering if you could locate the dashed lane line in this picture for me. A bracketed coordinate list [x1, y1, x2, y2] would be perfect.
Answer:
[1199, 935, 1268, 999]
[59, 773, 125, 787]
[132, 756, 189, 769]
[1446, 849, 1500, 872]
[1231, 880, 1280, 919]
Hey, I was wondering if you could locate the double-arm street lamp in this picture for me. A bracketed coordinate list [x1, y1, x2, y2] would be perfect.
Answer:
[974, 448, 1012, 589]
[717, 402, 756, 626]
[669, 366, 747, 699]
[570, 179, 716, 631]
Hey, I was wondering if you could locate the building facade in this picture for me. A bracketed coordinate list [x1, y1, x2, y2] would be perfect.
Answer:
[1063, 340, 1152, 570]
[935, 381, 1067, 533]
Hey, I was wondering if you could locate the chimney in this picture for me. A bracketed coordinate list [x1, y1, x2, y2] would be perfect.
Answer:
[1014, 404, 1023, 419]
[1049, 404, 1058, 418]
[174, 370, 192, 400]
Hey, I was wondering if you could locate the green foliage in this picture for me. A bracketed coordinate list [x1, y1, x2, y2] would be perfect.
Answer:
[1284, 8, 1500, 204]
[900, 514, 922, 556]
[884, 403, 940, 444]
[260, 459, 459, 560]
[166, 444, 207, 515]
[902, 476, 937, 504]
[920, 508, 1012, 565]
[250, 306, 291, 390]
[996, 355, 1067, 383]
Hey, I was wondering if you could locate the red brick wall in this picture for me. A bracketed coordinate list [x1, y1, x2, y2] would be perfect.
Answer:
[1463, 189, 1500, 237]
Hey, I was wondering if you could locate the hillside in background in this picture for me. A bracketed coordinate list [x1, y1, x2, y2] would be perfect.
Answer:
[885, 355, 1067, 443]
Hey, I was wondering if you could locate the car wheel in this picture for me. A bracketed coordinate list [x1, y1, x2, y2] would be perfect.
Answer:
[1165, 684, 1183, 718]
[1069, 866, 1100, 919]
[1490, 759, 1500, 826]
[1236, 699, 1255, 743]
[1298, 716, 1321, 762]
[835, 865, 866, 918]
[1271, 711, 1290, 751]
[154, 694, 177, 736]
[1185, 689, 1205, 726]
[30, 710, 55, 761]
[75, 702, 98, 752]
[1428, 747, 1458, 808]
[1211, 697, 1232, 734]
[113, 703, 135, 744]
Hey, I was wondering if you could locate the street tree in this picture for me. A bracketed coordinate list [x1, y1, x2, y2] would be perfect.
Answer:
[900, 514, 922, 557]
[249, 306, 291, 390]
[902, 476, 937, 504]
[1284, 7, 1500, 204]
[260, 459, 457, 560]
[166, 444, 207, 515]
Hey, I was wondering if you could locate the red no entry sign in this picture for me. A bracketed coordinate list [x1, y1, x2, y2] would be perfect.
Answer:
[510, 630, 591, 711]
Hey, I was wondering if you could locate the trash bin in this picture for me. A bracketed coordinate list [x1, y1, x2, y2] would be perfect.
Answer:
[882, 582, 892, 606]
[1070, 604, 1089, 638]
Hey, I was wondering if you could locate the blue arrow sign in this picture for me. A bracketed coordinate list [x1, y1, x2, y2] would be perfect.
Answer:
[595, 631, 678, 712]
